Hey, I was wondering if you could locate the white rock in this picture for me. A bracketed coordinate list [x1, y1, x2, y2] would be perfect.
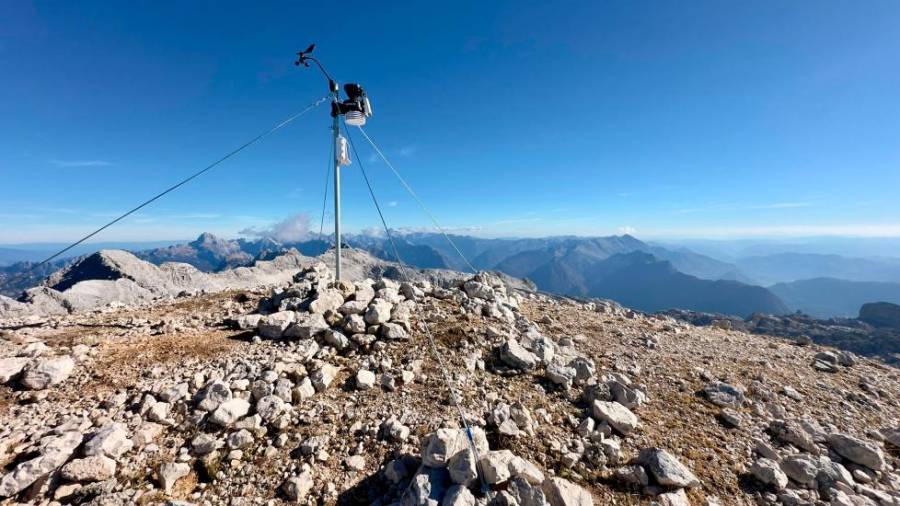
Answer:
[292, 313, 329, 339]
[346, 455, 366, 470]
[147, 401, 171, 423]
[0, 431, 82, 498]
[323, 329, 350, 350]
[443, 484, 476, 506]
[84, 423, 133, 458]
[209, 398, 250, 426]
[282, 470, 314, 501]
[480, 450, 540, 485]
[656, 488, 690, 506]
[227, 429, 254, 449]
[637, 448, 700, 488]
[21, 355, 75, 390]
[158, 461, 191, 493]
[463, 280, 495, 300]
[827, 433, 886, 471]
[311, 364, 340, 392]
[779, 454, 818, 486]
[380, 418, 410, 442]
[309, 289, 344, 314]
[292, 377, 316, 401]
[339, 300, 368, 315]
[0, 357, 29, 384]
[750, 458, 788, 490]
[256, 395, 287, 423]
[61, 455, 116, 482]
[380, 322, 410, 340]
[191, 433, 222, 455]
[258, 311, 296, 339]
[364, 298, 393, 325]
[356, 369, 376, 390]
[195, 380, 232, 412]
[448, 448, 478, 486]
[422, 428, 489, 468]
[542, 477, 594, 506]
[500, 339, 538, 370]
[592, 401, 639, 435]
[545, 363, 577, 388]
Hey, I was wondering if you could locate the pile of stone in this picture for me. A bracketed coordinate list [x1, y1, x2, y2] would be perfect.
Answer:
[747, 419, 898, 504]
[361, 427, 593, 506]
[235, 264, 523, 347]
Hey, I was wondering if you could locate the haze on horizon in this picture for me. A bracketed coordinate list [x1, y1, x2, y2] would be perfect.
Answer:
[2, 1, 899, 245]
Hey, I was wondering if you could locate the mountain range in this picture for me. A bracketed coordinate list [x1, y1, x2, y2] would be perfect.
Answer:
[2, 231, 899, 319]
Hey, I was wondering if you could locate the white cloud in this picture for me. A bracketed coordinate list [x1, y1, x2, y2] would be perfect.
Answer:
[238, 213, 311, 242]
[752, 202, 812, 209]
[676, 201, 813, 214]
[387, 201, 398, 207]
[359, 226, 386, 238]
[617, 226, 636, 235]
[49, 159, 112, 168]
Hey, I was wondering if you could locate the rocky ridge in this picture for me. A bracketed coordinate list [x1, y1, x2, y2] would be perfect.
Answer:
[663, 309, 900, 366]
[0, 259, 898, 505]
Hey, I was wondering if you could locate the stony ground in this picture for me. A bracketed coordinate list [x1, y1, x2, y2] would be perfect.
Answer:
[0, 263, 898, 506]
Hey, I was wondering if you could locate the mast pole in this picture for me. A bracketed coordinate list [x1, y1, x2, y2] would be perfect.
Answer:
[332, 104, 342, 282]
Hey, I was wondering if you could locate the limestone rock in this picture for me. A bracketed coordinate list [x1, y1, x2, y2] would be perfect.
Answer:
[356, 369, 376, 390]
[209, 398, 250, 426]
[61, 455, 116, 482]
[84, 423, 133, 458]
[637, 448, 700, 488]
[195, 380, 232, 412]
[365, 299, 393, 325]
[309, 289, 344, 314]
[21, 355, 75, 389]
[541, 477, 594, 506]
[499, 339, 539, 370]
[750, 458, 788, 490]
[0, 357, 29, 384]
[591, 400, 639, 435]
[826, 433, 886, 471]
[158, 462, 191, 493]
[258, 311, 296, 339]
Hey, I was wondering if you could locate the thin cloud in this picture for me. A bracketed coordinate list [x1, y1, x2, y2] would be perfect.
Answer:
[49, 159, 113, 168]
[239, 213, 311, 242]
[641, 223, 900, 239]
[387, 201, 398, 207]
[169, 213, 222, 220]
[676, 201, 813, 214]
[755, 202, 812, 209]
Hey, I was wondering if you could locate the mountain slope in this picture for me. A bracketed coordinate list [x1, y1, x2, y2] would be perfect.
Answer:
[136, 232, 254, 271]
[738, 253, 900, 285]
[769, 277, 900, 318]
[509, 249, 787, 317]
[592, 253, 788, 316]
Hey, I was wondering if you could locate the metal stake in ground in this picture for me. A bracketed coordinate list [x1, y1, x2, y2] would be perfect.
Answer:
[296, 45, 372, 281]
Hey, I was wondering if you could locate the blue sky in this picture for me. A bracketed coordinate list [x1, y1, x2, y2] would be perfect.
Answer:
[2, 1, 899, 243]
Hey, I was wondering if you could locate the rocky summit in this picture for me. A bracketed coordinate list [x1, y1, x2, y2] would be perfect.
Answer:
[0, 249, 898, 506]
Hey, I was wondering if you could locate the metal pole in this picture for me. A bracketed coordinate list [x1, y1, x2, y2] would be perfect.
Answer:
[332, 111, 342, 282]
